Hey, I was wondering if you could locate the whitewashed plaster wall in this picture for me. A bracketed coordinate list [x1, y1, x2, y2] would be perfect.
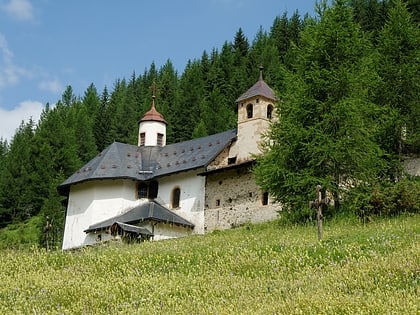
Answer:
[157, 169, 206, 234]
[138, 120, 166, 146]
[62, 179, 139, 250]
[150, 222, 193, 240]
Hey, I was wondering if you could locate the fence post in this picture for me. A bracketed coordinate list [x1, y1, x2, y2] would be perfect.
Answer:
[316, 185, 323, 241]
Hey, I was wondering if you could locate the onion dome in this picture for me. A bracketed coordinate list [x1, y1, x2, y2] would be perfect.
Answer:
[140, 95, 167, 125]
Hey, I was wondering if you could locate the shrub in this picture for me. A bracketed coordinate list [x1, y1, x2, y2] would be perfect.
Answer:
[346, 178, 420, 221]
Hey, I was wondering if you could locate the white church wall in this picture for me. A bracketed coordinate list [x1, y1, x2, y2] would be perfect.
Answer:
[62, 179, 139, 250]
[157, 170, 206, 234]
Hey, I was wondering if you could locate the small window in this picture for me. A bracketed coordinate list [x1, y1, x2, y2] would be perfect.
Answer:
[215, 199, 221, 207]
[228, 157, 237, 165]
[138, 183, 148, 198]
[172, 187, 180, 209]
[267, 105, 273, 119]
[140, 132, 145, 146]
[246, 104, 253, 119]
[148, 181, 158, 199]
[138, 181, 159, 199]
[262, 192, 269, 206]
[256, 98, 259, 103]
[157, 133, 164, 146]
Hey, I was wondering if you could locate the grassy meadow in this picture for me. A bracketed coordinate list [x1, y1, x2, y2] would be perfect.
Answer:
[0, 214, 418, 314]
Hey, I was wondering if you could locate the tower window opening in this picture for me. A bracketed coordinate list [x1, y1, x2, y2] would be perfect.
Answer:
[157, 133, 164, 146]
[267, 104, 273, 119]
[140, 132, 145, 146]
[246, 104, 253, 119]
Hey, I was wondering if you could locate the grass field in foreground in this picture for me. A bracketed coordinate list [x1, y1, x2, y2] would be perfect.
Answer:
[0, 214, 418, 314]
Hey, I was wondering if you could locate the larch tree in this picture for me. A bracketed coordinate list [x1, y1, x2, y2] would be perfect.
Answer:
[376, 0, 420, 154]
[254, 0, 386, 220]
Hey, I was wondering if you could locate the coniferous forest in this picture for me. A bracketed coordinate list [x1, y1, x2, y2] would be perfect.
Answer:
[0, 0, 419, 248]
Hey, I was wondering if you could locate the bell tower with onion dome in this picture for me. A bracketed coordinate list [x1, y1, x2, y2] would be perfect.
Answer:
[138, 84, 167, 147]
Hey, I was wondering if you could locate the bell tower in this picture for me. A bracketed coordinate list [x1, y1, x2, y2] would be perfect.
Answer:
[229, 66, 276, 162]
[138, 84, 167, 147]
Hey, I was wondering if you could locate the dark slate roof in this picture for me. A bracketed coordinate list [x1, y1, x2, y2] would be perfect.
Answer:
[84, 200, 194, 232]
[59, 129, 237, 191]
[236, 74, 276, 103]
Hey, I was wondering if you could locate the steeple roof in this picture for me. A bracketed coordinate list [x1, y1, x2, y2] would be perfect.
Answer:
[236, 66, 276, 102]
[140, 92, 167, 125]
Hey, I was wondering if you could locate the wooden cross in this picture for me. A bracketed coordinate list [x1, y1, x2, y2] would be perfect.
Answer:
[151, 81, 158, 98]
[309, 185, 328, 241]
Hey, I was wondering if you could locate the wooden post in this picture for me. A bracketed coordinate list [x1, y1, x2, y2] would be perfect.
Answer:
[316, 185, 323, 241]
[44, 216, 52, 250]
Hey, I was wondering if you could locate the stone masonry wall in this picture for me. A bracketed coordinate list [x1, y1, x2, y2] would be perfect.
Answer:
[204, 166, 279, 232]
[403, 156, 420, 176]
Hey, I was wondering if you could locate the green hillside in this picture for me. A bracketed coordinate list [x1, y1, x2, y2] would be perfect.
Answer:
[0, 214, 418, 314]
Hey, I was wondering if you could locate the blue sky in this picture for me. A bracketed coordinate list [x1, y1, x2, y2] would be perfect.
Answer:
[0, 0, 314, 141]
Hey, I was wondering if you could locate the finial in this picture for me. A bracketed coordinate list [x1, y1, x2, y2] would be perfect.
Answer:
[259, 65, 264, 81]
[151, 81, 157, 108]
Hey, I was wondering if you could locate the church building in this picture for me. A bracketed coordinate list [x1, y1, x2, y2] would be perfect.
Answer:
[59, 68, 279, 250]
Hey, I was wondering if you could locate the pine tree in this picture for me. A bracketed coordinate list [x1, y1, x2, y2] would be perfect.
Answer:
[157, 60, 178, 143]
[173, 60, 205, 142]
[94, 86, 112, 151]
[83, 83, 100, 120]
[0, 120, 37, 223]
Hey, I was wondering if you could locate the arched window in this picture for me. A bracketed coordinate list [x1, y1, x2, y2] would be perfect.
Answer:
[171, 187, 181, 209]
[267, 104, 273, 119]
[246, 104, 253, 119]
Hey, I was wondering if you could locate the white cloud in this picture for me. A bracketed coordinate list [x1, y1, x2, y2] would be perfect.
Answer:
[0, 100, 43, 141]
[1, 0, 34, 21]
[0, 32, 32, 89]
[38, 78, 64, 94]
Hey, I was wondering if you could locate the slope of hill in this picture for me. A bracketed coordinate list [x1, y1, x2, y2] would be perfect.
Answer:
[0, 214, 418, 314]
